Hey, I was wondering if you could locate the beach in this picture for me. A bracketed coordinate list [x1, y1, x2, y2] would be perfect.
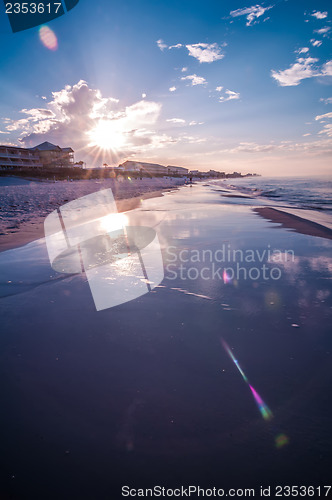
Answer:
[0, 176, 186, 252]
[0, 179, 332, 498]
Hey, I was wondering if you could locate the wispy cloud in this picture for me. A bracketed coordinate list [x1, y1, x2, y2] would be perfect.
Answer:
[169, 43, 183, 49]
[315, 111, 332, 121]
[218, 137, 332, 155]
[189, 121, 204, 126]
[185, 43, 225, 63]
[314, 26, 331, 35]
[169, 86, 177, 92]
[181, 74, 207, 86]
[315, 112, 332, 138]
[311, 11, 328, 19]
[320, 97, 332, 104]
[156, 39, 168, 51]
[310, 39, 323, 47]
[166, 118, 186, 124]
[219, 89, 240, 102]
[319, 124, 332, 137]
[216, 86, 223, 92]
[181, 67, 188, 72]
[296, 47, 309, 54]
[230, 4, 274, 26]
[271, 57, 332, 86]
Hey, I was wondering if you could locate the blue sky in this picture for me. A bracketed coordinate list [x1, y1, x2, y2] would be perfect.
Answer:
[0, 0, 331, 175]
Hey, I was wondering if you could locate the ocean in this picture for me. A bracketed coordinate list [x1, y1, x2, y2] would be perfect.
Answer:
[221, 176, 332, 211]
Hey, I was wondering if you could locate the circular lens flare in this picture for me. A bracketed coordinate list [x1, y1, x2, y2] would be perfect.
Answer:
[39, 25, 58, 51]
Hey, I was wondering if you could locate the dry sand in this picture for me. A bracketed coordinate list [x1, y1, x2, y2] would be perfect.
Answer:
[0, 177, 185, 252]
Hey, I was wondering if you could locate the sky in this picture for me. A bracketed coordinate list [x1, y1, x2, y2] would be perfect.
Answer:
[0, 0, 331, 175]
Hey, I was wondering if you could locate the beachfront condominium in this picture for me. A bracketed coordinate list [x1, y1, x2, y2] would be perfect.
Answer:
[118, 160, 189, 176]
[0, 145, 42, 169]
[0, 141, 74, 170]
[30, 142, 74, 168]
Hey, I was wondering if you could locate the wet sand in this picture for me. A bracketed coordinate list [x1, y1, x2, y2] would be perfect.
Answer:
[0, 183, 331, 498]
[254, 207, 332, 240]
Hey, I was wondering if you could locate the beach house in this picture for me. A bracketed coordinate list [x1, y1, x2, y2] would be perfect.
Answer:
[30, 142, 74, 168]
[0, 145, 42, 169]
[0, 141, 74, 170]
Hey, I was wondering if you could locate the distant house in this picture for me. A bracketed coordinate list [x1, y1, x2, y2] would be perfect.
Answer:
[0, 145, 42, 169]
[166, 165, 189, 176]
[30, 142, 74, 168]
[119, 160, 168, 175]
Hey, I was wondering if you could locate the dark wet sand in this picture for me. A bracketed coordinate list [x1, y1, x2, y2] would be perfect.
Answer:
[1, 184, 331, 498]
[254, 207, 332, 240]
[223, 194, 253, 199]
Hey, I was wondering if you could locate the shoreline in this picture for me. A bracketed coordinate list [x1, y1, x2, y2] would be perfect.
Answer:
[0, 186, 176, 253]
[254, 207, 332, 240]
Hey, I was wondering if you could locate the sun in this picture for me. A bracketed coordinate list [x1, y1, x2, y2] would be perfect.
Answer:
[88, 119, 126, 150]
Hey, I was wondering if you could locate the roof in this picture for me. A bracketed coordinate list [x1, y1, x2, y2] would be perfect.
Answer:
[31, 142, 61, 151]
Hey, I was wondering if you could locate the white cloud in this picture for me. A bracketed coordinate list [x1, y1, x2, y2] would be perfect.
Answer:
[315, 111, 332, 121]
[310, 39, 323, 47]
[185, 42, 225, 63]
[22, 108, 55, 119]
[216, 86, 223, 91]
[296, 47, 309, 54]
[314, 26, 331, 34]
[219, 89, 240, 102]
[319, 124, 332, 137]
[142, 93, 147, 98]
[181, 74, 207, 86]
[230, 4, 274, 26]
[270, 57, 332, 86]
[166, 118, 186, 124]
[169, 86, 177, 92]
[41, 96, 47, 100]
[181, 67, 188, 72]
[321, 60, 332, 76]
[156, 39, 168, 51]
[315, 112, 332, 137]
[303, 133, 311, 136]
[311, 11, 328, 19]
[7, 80, 174, 166]
[219, 137, 332, 155]
[320, 97, 332, 104]
[169, 43, 183, 49]
[189, 121, 204, 126]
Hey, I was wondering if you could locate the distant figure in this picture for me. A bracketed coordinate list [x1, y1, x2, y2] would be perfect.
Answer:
[189, 176, 193, 184]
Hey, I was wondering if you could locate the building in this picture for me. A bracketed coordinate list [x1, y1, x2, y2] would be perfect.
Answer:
[0, 145, 42, 169]
[166, 165, 189, 176]
[0, 142, 75, 170]
[30, 142, 74, 168]
[118, 160, 189, 176]
[119, 160, 167, 175]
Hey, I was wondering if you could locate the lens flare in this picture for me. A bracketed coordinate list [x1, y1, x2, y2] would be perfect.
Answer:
[221, 339, 273, 421]
[249, 384, 273, 421]
[223, 269, 232, 284]
[39, 25, 58, 51]
[275, 433, 289, 449]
